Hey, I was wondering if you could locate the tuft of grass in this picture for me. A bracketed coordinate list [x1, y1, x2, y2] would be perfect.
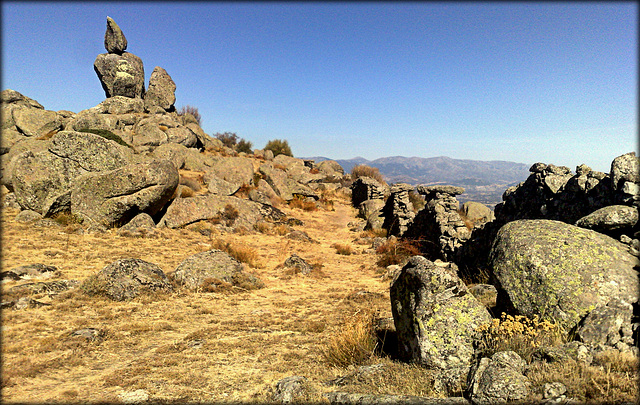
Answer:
[375, 239, 421, 268]
[77, 128, 132, 149]
[360, 228, 388, 238]
[475, 313, 564, 363]
[289, 196, 317, 211]
[210, 238, 261, 268]
[351, 164, 386, 185]
[321, 310, 378, 368]
[332, 243, 355, 256]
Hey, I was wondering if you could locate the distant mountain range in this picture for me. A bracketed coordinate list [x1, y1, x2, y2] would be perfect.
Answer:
[304, 155, 531, 207]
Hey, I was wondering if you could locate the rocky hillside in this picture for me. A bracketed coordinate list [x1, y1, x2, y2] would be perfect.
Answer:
[1, 16, 638, 405]
[309, 155, 530, 206]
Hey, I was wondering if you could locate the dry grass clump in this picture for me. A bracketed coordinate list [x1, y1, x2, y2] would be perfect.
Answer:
[351, 164, 386, 185]
[288, 196, 317, 211]
[526, 352, 639, 403]
[179, 175, 202, 192]
[475, 313, 564, 362]
[321, 310, 378, 368]
[375, 238, 421, 268]
[176, 105, 201, 125]
[332, 243, 355, 256]
[360, 228, 388, 238]
[210, 238, 261, 268]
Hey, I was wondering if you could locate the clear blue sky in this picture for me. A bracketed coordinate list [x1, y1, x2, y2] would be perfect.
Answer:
[2, 2, 637, 172]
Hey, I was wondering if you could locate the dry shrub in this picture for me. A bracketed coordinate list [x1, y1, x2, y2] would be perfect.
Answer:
[321, 310, 378, 368]
[264, 138, 292, 157]
[51, 212, 84, 227]
[318, 196, 334, 211]
[475, 313, 564, 363]
[375, 239, 421, 268]
[288, 196, 317, 211]
[351, 164, 386, 185]
[360, 228, 388, 238]
[254, 221, 273, 234]
[456, 208, 476, 230]
[177, 105, 201, 125]
[527, 355, 639, 403]
[332, 243, 354, 256]
[210, 238, 260, 268]
[233, 183, 256, 199]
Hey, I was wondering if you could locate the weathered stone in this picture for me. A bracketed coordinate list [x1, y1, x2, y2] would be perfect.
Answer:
[272, 376, 307, 403]
[172, 250, 262, 290]
[611, 152, 640, 190]
[575, 298, 635, 350]
[67, 111, 120, 132]
[9, 279, 78, 297]
[1, 137, 50, 190]
[467, 351, 530, 405]
[203, 156, 255, 194]
[283, 254, 312, 275]
[149, 142, 188, 170]
[159, 194, 263, 229]
[2, 263, 57, 280]
[13, 108, 63, 138]
[324, 392, 469, 405]
[14, 209, 43, 222]
[259, 162, 318, 201]
[165, 127, 197, 148]
[358, 199, 385, 230]
[48, 131, 133, 172]
[71, 159, 179, 227]
[144, 66, 176, 111]
[94, 52, 145, 98]
[87, 96, 144, 115]
[416, 185, 465, 197]
[316, 159, 344, 176]
[382, 183, 415, 236]
[104, 16, 127, 54]
[461, 201, 494, 223]
[575, 205, 638, 235]
[489, 219, 639, 331]
[543, 382, 567, 400]
[390, 256, 491, 370]
[83, 258, 172, 301]
[117, 213, 157, 237]
[1, 89, 44, 109]
[350, 177, 387, 207]
[468, 284, 497, 310]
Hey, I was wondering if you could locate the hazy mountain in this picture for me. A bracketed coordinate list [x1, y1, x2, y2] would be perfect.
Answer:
[304, 155, 531, 207]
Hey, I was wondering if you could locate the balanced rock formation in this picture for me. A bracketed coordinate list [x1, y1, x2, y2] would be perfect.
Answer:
[94, 17, 145, 98]
[144, 66, 176, 112]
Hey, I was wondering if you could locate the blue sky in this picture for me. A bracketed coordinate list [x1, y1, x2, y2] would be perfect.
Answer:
[2, 2, 637, 172]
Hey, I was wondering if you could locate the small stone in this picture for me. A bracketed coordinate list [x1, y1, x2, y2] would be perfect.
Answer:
[543, 382, 567, 399]
[105, 17, 127, 54]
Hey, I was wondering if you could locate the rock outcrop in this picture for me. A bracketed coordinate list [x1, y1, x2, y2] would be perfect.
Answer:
[390, 256, 491, 393]
[171, 250, 263, 291]
[467, 351, 530, 405]
[144, 66, 176, 112]
[489, 219, 639, 331]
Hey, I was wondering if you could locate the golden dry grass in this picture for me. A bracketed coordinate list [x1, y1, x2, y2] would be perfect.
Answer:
[0, 198, 399, 403]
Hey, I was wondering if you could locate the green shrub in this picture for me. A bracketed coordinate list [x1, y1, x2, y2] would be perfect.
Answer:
[214, 132, 239, 148]
[264, 139, 292, 157]
[236, 139, 253, 154]
[176, 105, 202, 125]
[351, 164, 386, 185]
[77, 128, 132, 149]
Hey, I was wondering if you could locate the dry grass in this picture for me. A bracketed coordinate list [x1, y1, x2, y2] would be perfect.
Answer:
[210, 238, 261, 268]
[1, 198, 637, 404]
[332, 243, 355, 256]
[374, 238, 422, 268]
[321, 310, 378, 368]
[288, 196, 317, 211]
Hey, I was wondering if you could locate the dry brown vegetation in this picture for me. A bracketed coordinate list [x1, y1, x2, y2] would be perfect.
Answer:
[1, 191, 638, 403]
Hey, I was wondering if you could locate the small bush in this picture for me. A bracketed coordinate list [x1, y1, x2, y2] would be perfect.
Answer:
[236, 139, 253, 154]
[332, 243, 355, 255]
[77, 128, 132, 149]
[211, 239, 260, 268]
[288, 196, 317, 211]
[375, 239, 421, 268]
[321, 311, 378, 368]
[264, 139, 293, 157]
[475, 313, 564, 363]
[177, 105, 202, 125]
[351, 164, 386, 185]
[214, 132, 239, 148]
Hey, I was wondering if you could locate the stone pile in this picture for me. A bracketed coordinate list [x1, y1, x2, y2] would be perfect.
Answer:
[381, 183, 415, 237]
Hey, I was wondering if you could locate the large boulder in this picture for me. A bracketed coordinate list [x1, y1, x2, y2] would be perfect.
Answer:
[11, 131, 134, 215]
[390, 256, 491, 371]
[104, 16, 127, 54]
[259, 163, 318, 201]
[158, 194, 264, 229]
[84, 96, 145, 115]
[13, 108, 63, 138]
[575, 205, 638, 236]
[82, 258, 172, 301]
[1, 89, 44, 109]
[94, 52, 145, 99]
[144, 66, 176, 111]
[574, 298, 636, 353]
[1, 137, 50, 190]
[70, 159, 179, 227]
[203, 156, 255, 194]
[489, 219, 640, 331]
[171, 250, 262, 291]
